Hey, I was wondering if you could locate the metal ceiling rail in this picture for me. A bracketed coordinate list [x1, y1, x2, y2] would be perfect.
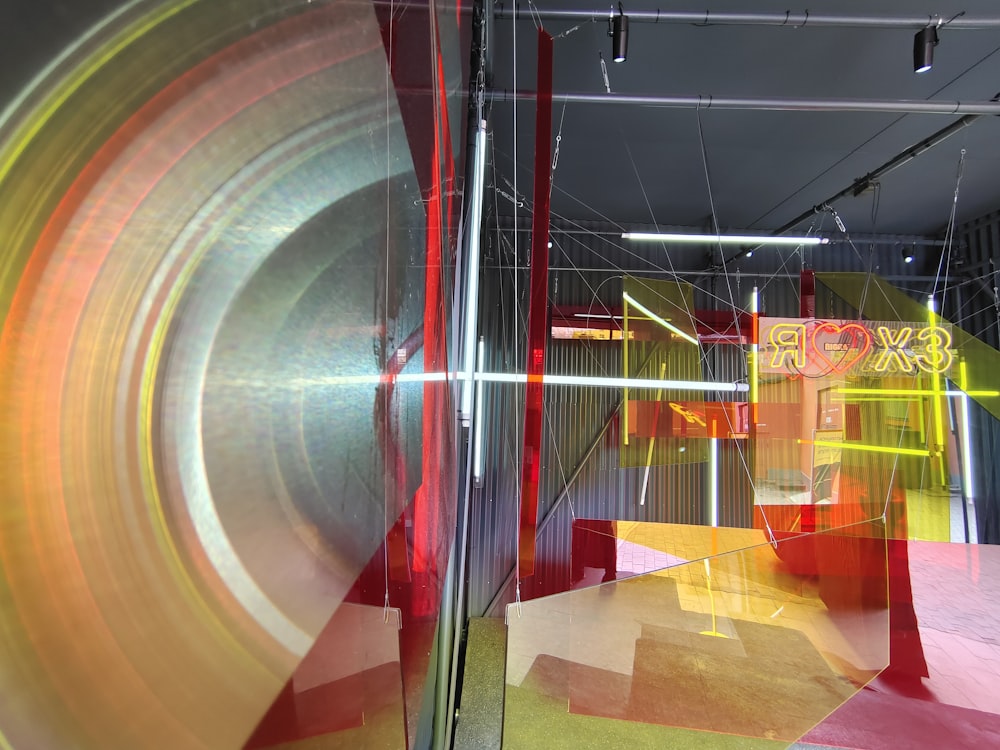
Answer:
[775, 114, 983, 234]
[494, 7, 1000, 30]
[488, 90, 1000, 115]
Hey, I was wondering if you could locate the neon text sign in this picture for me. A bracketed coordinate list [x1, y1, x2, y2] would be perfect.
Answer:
[761, 318, 953, 375]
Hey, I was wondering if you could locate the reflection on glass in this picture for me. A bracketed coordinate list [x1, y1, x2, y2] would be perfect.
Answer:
[0, 0, 465, 748]
[507, 521, 888, 746]
[245, 605, 405, 749]
[754, 315, 948, 539]
[621, 276, 707, 468]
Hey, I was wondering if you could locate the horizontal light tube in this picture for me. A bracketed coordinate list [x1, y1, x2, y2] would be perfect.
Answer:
[622, 291, 699, 345]
[798, 438, 931, 457]
[837, 388, 1000, 397]
[478, 372, 746, 392]
[288, 371, 747, 392]
[622, 232, 828, 246]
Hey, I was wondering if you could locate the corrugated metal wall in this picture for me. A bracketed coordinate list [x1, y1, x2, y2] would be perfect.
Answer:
[467, 214, 992, 616]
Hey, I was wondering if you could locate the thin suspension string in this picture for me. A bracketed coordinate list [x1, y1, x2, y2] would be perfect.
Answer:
[525, 0, 543, 29]
[693, 107, 769, 535]
[620, 136, 767, 529]
[381, 0, 396, 619]
[508, 100, 580, 531]
[621, 140, 704, 345]
[499, 145, 761, 463]
[546, 101, 619, 380]
[490, 142, 626, 228]
[580, 271, 626, 374]
[933, 149, 967, 316]
[493, 139, 922, 321]
[494, 195, 765, 352]
[695, 107, 746, 381]
[511, 8, 522, 610]
[491, 141, 798, 316]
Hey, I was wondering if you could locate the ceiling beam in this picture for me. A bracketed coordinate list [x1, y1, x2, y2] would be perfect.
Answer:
[495, 7, 1000, 30]
[489, 90, 1000, 115]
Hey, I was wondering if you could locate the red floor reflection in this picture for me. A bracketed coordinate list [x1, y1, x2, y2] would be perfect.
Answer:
[803, 540, 1000, 749]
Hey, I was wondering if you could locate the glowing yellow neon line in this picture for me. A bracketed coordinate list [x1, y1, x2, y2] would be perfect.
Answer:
[623, 296, 629, 446]
[767, 322, 806, 369]
[928, 297, 947, 484]
[872, 326, 914, 373]
[622, 291, 699, 345]
[797, 439, 931, 457]
[836, 388, 999, 397]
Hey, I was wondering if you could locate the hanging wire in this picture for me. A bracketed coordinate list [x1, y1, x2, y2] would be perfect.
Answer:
[511, 5, 523, 615]
[525, 0, 544, 29]
[933, 148, 967, 316]
[692, 106, 772, 539]
[381, 0, 396, 623]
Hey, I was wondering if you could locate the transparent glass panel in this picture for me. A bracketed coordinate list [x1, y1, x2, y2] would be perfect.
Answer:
[804, 539, 1000, 748]
[0, 1, 464, 748]
[755, 316, 945, 539]
[622, 275, 708, 467]
[245, 605, 405, 749]
[506, 520, 889, 747]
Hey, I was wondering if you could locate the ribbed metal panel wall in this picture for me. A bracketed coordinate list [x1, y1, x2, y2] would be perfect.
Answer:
[468, 215, 965, 616]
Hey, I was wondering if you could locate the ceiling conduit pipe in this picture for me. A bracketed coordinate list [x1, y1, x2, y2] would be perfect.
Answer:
[773, 112, 985, 235]
[489, 90, 1000, 115]
[495, 7, 1000, 30]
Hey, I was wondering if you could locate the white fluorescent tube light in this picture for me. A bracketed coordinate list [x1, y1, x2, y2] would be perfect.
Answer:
[622, 291, 699, 345]
[622, 232, 828, 246]
[460, 120, 488, 423]
[473, 338, 486, 485]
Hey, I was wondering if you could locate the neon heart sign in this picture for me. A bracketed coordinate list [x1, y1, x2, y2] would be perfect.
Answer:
[810, 322, 872, 374]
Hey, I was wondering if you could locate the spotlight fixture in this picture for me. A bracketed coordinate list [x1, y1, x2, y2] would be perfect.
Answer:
[913, 25, 938, 74]
[744, 248, 754, 259]
[609, 3, 628, 63]
[902, 246, 915, 264]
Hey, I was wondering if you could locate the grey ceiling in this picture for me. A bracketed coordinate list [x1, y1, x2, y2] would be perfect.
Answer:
[487, 0, 1000, 237]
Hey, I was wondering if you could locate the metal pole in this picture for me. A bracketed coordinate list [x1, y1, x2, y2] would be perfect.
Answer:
[495, 7, 1000, 30]
[489, 90, 1000, 116]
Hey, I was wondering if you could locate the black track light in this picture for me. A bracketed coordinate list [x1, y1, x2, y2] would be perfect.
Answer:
[914, 26, 938, 74]
[609, 3, 628, 63]
[902, 246, 915, 264]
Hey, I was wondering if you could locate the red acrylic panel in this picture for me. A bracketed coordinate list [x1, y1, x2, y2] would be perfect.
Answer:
[517, 29, 554, 578]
